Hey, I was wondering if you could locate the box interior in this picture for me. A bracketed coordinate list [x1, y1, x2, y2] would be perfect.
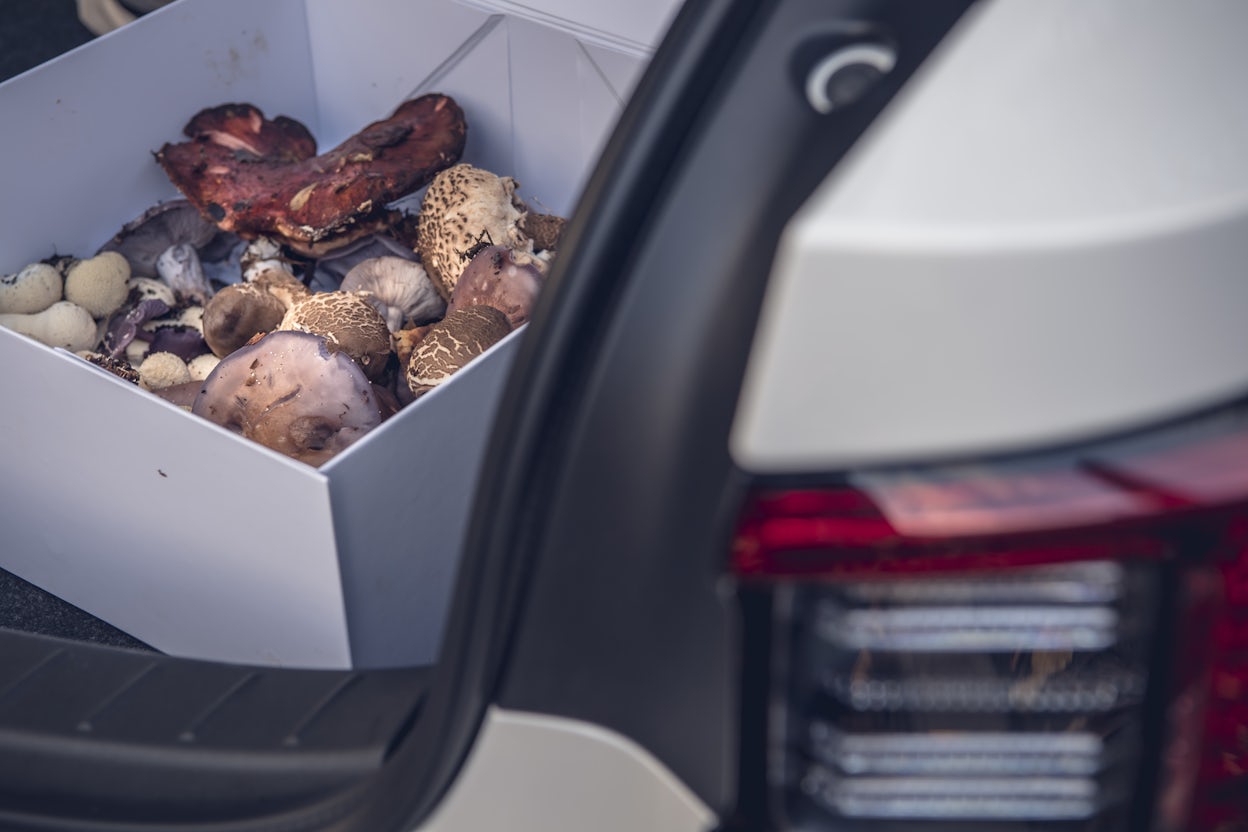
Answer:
[0, 0, 661, 668]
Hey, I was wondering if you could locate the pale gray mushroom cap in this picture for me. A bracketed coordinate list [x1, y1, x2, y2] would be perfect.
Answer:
[100, 199, 219, 278]
[405, 304, 511, 397]
[341, 256, 445, 332]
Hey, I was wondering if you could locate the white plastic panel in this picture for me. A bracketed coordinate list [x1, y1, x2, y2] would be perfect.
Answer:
[732, 0, 1248, 472]
[420, 708, 714, 832]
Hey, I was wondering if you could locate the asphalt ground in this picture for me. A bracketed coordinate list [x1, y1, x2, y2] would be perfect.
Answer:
[1, 0, 154, 650]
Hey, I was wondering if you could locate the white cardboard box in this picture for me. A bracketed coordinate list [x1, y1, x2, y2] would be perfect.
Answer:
[0, 0, 674, 669]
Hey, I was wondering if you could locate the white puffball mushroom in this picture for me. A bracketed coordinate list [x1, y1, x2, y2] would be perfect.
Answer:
[64, 251, 131, 318]
[0, 300, 99, 352]
[138, 351, 191, 391]
[187, 352, 220, 381]
[0, 262, 63, 314]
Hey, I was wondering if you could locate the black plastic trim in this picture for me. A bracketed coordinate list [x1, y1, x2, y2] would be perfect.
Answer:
[0, 630, 426, 829]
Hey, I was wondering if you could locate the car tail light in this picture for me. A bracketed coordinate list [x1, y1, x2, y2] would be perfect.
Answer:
[732, 402, 1248, 831]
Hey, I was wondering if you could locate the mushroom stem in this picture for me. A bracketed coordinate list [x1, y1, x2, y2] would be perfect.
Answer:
[156, 243, 213, 304]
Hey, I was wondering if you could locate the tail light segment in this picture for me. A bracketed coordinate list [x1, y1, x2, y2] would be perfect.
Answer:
[732, 400, 1248, 831]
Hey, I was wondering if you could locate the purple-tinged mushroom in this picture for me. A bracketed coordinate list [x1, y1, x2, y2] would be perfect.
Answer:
[447, 245, 544, 329]
[100, 200, 219, 278]
[103, 297, 172, 360]
[191, 330, 384, 466]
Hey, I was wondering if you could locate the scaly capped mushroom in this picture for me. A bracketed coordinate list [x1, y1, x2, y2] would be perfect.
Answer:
[416, 164, 534, 299]
[191, 330, 385, 466]
[278, 291, 392, 380]
[340, 256, 445, 333]
[405, 304, 511, 398]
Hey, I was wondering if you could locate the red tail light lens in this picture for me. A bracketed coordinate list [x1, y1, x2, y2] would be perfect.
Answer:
[733, 403, 1248, 831]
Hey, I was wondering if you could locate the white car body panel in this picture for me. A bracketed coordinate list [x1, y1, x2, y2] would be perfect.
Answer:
[419, 707, 715, 832]
[732, 0, 1248, 472]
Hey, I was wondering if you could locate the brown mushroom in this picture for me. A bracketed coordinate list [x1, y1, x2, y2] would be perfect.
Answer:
[190, 330, 384, 466]
[405, 304, 511, 398]
[201, 283, 288, 357]
[278, 291, 392, 380]
[157, 94, 467, 254]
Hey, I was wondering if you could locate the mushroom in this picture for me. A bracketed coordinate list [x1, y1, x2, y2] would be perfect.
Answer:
[0, 262, 62, 314]
[240, 236, 290, 282]
[157, 94, 467, 255]
[517, 211, 567, 253]
[405, 304, 511, 398]
[278, 291, 392, 380]
[155, 242, 213, 304]
[0, 301, 98, 352]
[186, 352, 220, 381]
[416, 163, 535, 299]
[201, 283, 287, 357]
[190, 330, 385, 466]
[309, 232, 421, 291]
[99, 199, 220, 278]
[340, 256, 445, 332]
[64, 251, 131, 318]
[127, 276, 177, 307]
[447, 244, 544, 329]
[102, 296, 172, 360]
[138, 351, 192, 391]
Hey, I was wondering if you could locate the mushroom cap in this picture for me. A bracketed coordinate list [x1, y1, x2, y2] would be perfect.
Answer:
[186, 352, 220, 381]
[0, 262, 63, 315]
[191, 330, 384, 466]
[64, 252, 131, 318]
[279, 291, 392, 380]
[138, 351, 192, 391]
[100, 199, 219, 278]
[0, 301, 99, 353]
[416, 164, 531, 299]
[341, 256, 446, 332]
[405, 304, 511, 397]
[447, 245, 543, 329]
[202, 282, 287, 357]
